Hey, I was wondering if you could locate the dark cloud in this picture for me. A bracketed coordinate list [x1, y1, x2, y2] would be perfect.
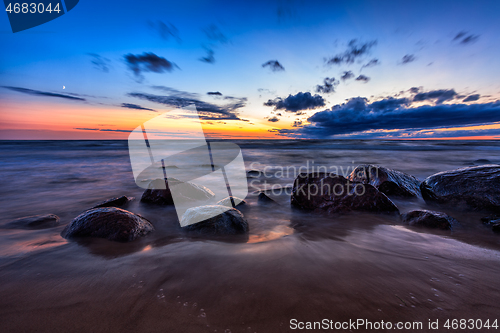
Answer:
[88, 53, 110, 73]
[292, 120, 303, 127]
[325, 39, 377, 66]
[268, 116, 280, 122]
[121, 103, 156, 112]
[355, 75, 370, 82]
[124, 53, 178, 78]
[199, 47, 215, 63]
[315, 77, 338, 94]
[413, 89, 457, 104]
[463, 94, 480, 102]
[207, 91, 222, 96]
[409, 87, 421, 94]
[151, 86, 198, 99]
[74, 128, 131, 133]
[280, 97, 500, 137]
[127, 91, 246, 120]
[2, 86, 86, 101]
[341, 71, 354, 81]
[453, 31, 479, 44]
[361, 58, 379, 70]
[148, 20, 181, 43]
[262, 60, 285, 72]
[264, 92, 326, 113]
[401, 54, 416, 64]
[202, 24, 228, 44]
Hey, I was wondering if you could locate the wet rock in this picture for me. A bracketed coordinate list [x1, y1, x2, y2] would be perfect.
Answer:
[291, 172, 399, 214]
[420, 165, 500, 211]
[141, 178, 214, 205]
[481, 215, 500, 225]
[61, 207, 154, 242]
[216, 196, 247, 207]
[3, 214, 60, 229]
[401, 210, 458, 230]
[349, 164, 421, 197]
[492, 223, 500, 233]
[92, 196, 133, 208]
[181, 205, 248, 235]
[474, 159, 492, 164]
[247, 170, 261, 178]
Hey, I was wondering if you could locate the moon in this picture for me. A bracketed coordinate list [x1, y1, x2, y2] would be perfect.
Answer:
[63, 86, 65, 89]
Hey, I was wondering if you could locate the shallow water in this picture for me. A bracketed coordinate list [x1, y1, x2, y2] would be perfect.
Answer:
[1, 140, 500, 332]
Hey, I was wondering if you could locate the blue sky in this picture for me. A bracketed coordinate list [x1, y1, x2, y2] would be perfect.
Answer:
[1, 0, 500, 139]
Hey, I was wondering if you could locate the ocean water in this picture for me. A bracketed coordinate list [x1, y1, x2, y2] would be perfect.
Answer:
[0, 140, 500, 332]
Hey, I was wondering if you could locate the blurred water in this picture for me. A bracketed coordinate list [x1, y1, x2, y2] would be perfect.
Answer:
[0, 140, 500, 332]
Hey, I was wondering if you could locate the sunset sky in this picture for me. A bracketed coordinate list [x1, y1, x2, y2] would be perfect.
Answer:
[1, 0, 500, 139]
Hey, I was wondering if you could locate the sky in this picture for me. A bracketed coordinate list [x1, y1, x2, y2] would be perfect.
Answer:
[1, 0, 500, 140]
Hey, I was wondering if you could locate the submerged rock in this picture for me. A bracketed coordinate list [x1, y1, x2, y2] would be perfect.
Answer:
[349, 164, 421, 197]
[61, 207, 154, 242]
[291, 172, 399, 214]
[401, 210, 458, 230]
[141, 178, 214, 205]
[92, 196, 133, 208]
[420, 165, 500, 211]
[216, 196, 247, 207]
[181, 205, 248, 235]
[3, 214, 60, 229]
[258, 192, 278, 205]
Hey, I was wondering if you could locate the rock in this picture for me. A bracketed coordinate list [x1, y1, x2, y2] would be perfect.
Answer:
[92, 196, 133, 208]
[181, 205, 248, 235]
[349, 164, 421, 197]
[61, 207, 154, 242]
[420, 165, 500, 211]
[474, 159, 492, 164]
[247, 170, 261, 178]
[3, 214, 60, 229]
[141, 178, 214, 205]
[481, 215, 500, 225]
[258, 192, 278, 204]
[291, 172, 399, 214]
[492, 223, 500, 233]
[216, 196, 247, 207]
[401, 210, 458, 230]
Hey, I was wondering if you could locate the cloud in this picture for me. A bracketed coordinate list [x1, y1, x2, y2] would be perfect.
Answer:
[355, 75, 370, 82]
[463, 94, 480, 102]
[88, 53, 110, 73]
[151, 86, 199, 99]
[413, 89, 457, 104]
[148, 20, 181, 43]
[292, 120, 303, 127]
[361, 58, 379, 70]
[199, 47, 215, 63]
[121, 103, 156, 112]
[2, 86, 86, 101]
[74, 128, 131, 133]
[207, 91, 222, 96]
[315, 77, 338, 94]
[280, 97, 500, 137]
[202, 24, 228, 44]
[409, 87, 421, 94]
[262, 60, 285, 72]
[325, 39, 377, 66]
[341, 71, 354, 81]
[127, 91, 246, 120]
[453, 31, 479, 44]
[124, 52, 178, 78]
[264, 92, 326, 112]
[401, 54, 416, 64]
[268, 116, 280, 122]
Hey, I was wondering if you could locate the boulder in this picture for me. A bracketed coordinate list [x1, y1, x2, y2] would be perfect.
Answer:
[401, 210, 458, 230]
[141, 178, 214, 205]
[291, 172, 399, 214]
[181, 205, 248, 235]
[258, 192, 278, 204]
[349, 164, 421, 197]
[92, 196, 133, 208]
[61, 207, 154, 242]
[492, 223, 500, 233]
[3, 214, 60, 229]
[216, 196, 247, 207]
[420, 165, 500, 211]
